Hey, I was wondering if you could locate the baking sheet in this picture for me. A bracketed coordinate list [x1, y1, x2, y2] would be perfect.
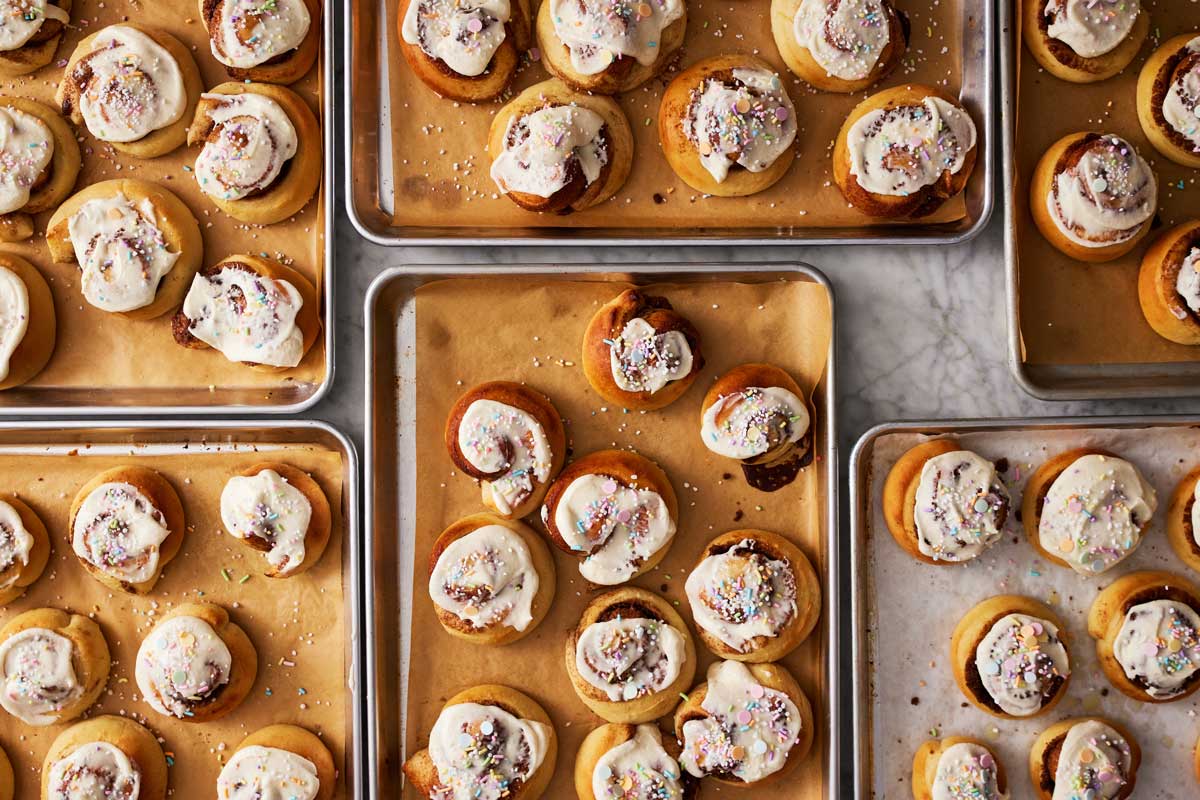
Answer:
[0, 0, 331, 413]
[855, 420, 1200, 800]
[0, 425, 353, 799]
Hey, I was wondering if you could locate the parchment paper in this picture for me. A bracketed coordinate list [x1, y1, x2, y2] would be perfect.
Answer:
[386, 0, 978, 230]
[866, 426, 1200, 800]
[0, 440, 347, 799]
[404, 276, 832, 797]
[0, 0, 326, 395]
[1014, 0, 1200, 366]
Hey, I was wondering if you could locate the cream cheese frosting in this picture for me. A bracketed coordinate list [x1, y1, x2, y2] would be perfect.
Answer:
[181, 266, 306, 368]
[914, 450, 1009, 563]
[428, 702, 551, 800]
[210, 0, 312, 70]
[47, 742, 141, 800]
[1113, 599, 1200, 699]
[490, 105, 608, 200]
[220, 469, 313, 576]
[0, 627, 80, 725]
[685, 539, 796, 653]
[608, 316, 692, 394]
[0, 0, 69, 52]
[135, 614, 232, 719]
[932, 742, 1008, 800]
[0, 498, 32, 589]
[1044, 0, 1140, 59]
[686, 68, 797, 183]
[847, 96, 976, 197]
[1163, 37, 1200, 151]
[0, 106, 53, 215]
[1176, 248, 1200, 317]
[592, 725, 684, 800]
[1046, 134, 1156, 248]
[0, 267, 28, 385]
[574, 616, 686, 701]
[457, 399, 553, 515]
[429, 524, 539, 631]
[793, 0, 891, 81]
[195, 92, 299, 202]
[973, 613, 1070, 717]
[402, 0, 511, 77]
[218, 745, 320, 800]
[72, 482, 170, 585]
[1050, 720, 1132, 800]
[701, 386, 810, 460]
[550, 0, 683, 75]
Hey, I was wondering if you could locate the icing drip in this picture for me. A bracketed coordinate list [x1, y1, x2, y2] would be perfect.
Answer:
[0, 267, 28, 384]
[701, 386, 810, 460]
[574, 616, 686, 700]
[932, 743, 1008, 800]
[607, 316, 693, 394]
[1176, 248, 1200, 317]
[491, 105, 608, 200]
[793, 0, 891, 81]
[685, 68, 797, 183]
[218, 745, 321, 800]
[195, 92, 299, 202]
[0, 0, 69, 52]
[428, 524, 539, 631]
[135, 615, 232, 718]
[456, 399, 553, 515]
[0, 106, 53, 215]
[402, 0, 512, 77]
[1163, 38, 1200, 152]
[1044, 0, 1140, 58]
[1046, 134, 1156, 248]
[592, 725, 684, 800]
[685, 539, 796, 653]
[973, 613, 1070, 717]
[427, 702, 550, 800]
[72, 482, 170, 585]
[846, 96, 977, 197]
[913, 450, 1009, 563]
[1050, 720, 1132, 800]
[47, 742, 140, 800]
[1113, 599, 1200, 699]
[210, 0, 312, 69]
[549, 0, 683, 75]
[220, 469, 313, 576]
[0, 628, 80, 725]
[181, 266, 306, 368]
[0, 499, 32, 589]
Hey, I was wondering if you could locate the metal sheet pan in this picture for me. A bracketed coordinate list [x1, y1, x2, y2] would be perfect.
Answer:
[363, 263, 840, 797]
[343, 0, 994, 246]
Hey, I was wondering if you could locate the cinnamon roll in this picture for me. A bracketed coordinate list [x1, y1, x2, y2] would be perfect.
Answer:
[1031, 132, 1158, 262]
[772, 0, 907, 93]
[659, 55, 798, 197]
[202, 0, 321, 85]
[685, 529, 820, 663]
[399, 0, 532, 102]
[565, 587, 696, 723]
[445, 381, 566, 519]
[536, 0, 685, 94]
[188, 82, 322, 225]
[489, 79, 633, 214]
[0, 254, 56, 392]
[56, 24, 204, 158]
[833, 84, 978, 219]
[218, 725, 336, 800]
[1087, 570, 1200, 703]
[581, 288, 703, 411]
[675, 659, 814, 787]
[0, 607, 109, 726]
[574, 723, 698, 800]
[40, 716, 168, 800]
[1168, 465, 1200, 573]
[1138, 221, 1200, 345]
[540, 450, 678, 585]
[69, 465, 185, 594]
[135, 602, 257, 723]
[882, 439, 1010, 566]
[1023, 0, 1148, 84]
[1138, 34, 1200, 168]
[46, 179, 203, 320]
[1022, 448, 1157, 576]
[1029, 718, 1140, 800]
[428, 513, 556, 646]
[0, 494, 49, 604]
[0, 0, 70, 77]
[699, 363, 813, 491]
[220, 462, 332, 578]
[172, 255, 321, 371]
[402, 684, 558, 800]
[912, 737, 1008, 800]
[951, 595, 1072, 720]
[0, 97, 80, 243]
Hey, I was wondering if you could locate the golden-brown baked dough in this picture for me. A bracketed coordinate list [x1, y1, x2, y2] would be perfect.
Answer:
[221, 462, 332, 578]
[1137, 33, 1200, 167]
[227, 724, 336, 800]
[40, 716, 167, 800]
[574, 723, 699, 800]
[1168, 465, 1200, 573]
[201, 0, 321, 85]
[912, 736, 1007, 800]
[1022, 0, 1148, 84]
[0, 0, 71, 77]
[771, 0, 907, 92]
[1138, 220, 1200, 345]
[0, 254, 55, 392]
[0, 97, 80, 243]
[0, 607, 110, 725]
[1028, 717, 1140, 800]
[0, 742, 10, 800]
[0, 494, 50, 604]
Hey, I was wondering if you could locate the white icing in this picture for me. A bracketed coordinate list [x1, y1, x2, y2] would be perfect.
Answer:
[72, 481, 170, 585]
[0, 106, 53, 215]
[456, 399, 553, 515]
[1037, 453, 1156, 575]
[135, 614, 232, 719]
[1176, 248, 1200, 317]
[218, 745, 320, 800]
[181, 266, 306, 368]
[1050, 720, 1133, 800]
[680, 660, 801, 783]
[608, 317, 693, 394]
[490, 105, 608, 200]
[427, 702, 550, 800]
[72, 25, 187, 143]
[686, 67, 796, 183]
[701, 386, 810, 460]
[1113, 599, 1200, 699]
[793, 0, 891, 81]
[913, 450, 1009, 563]
[0, 498, 32, 589]
[846, 96, 977, 197]
[0, 0, 69, 51]
[1162, 37, 1200, 152]
[220, 469, 313, 576]
[47, 742, 140, 800]
[1046, 134, 1157, 248]
[67, 193, 182, 314]
[428, 524, 539, 631]
[591, 725, 684, 800]
[0, 267, 28, 385]
[402, 0, 511, 77]
[549, 0, 683, 75]
[211, 0, 312, 70]
[973, 613, 1070, 717]
[195, 92, 299, 202]
[1044, 0, 1140, 59]
[0, 627, 80, 725]
[685, 539, 796, 653]
[574, 616, 686, 701]
[932, 743, 1008, 800]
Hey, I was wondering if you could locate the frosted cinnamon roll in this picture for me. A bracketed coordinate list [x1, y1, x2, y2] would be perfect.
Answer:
[1022, 449, 1157, 577]
[218, 725, 336, 800]
[445, 381, 566, 519]
[0, 608, 109, 726]
[833, 84, 978, 219]
[202, 0, 320, 85]
[1138, 221, 1200, 345]
[220, 462, 332, 578]
[1029, 718, 1139, 800]
[1168, 464, 1200, 573]
[40, 716, 168, 800]
[540, 450, 678, 585]
[912, 737, 1008, 800]
[1023, 0, 1148, 84]
[55, 24, 203, 158]
[172, 255, 321, 371]
[1137, 34, 1200, 168]
[135, 602, 257, 723]
[69, 466, 185, 594]
[0, 495, 49, 604]
[0, 0, 69, 76]
[574, 723, 697, 800]
[0, 98, 80, 243]
[46, 179, 203, 320]
[0, 254, 55, 393]
[772, 0, 907, 93]
[1031, 132, 1158, 262]
[402, 684, 558, 800]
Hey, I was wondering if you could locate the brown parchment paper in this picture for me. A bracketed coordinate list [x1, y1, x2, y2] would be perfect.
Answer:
[0, 441, 347, 799]
[404, 276, 832, 798]
[1014, 0, 1200, 366]
[0, 0, 326, 397]
[386, 0, 978, 230]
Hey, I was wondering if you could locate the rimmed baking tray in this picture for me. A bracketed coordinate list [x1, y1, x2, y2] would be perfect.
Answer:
[343, 0, 994, 246]
[364, 262, 840, 796]
[851, 415, 1200, 799]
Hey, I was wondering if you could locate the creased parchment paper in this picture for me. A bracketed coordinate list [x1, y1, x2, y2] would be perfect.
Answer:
[0, 0, 326, 400]
[403, 276, 832, 797]
[865, 426, 1200, 800]
[0, 441, 347, 799]
[386, 0, 980, 231]
[1014, 1, 1200, 366]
